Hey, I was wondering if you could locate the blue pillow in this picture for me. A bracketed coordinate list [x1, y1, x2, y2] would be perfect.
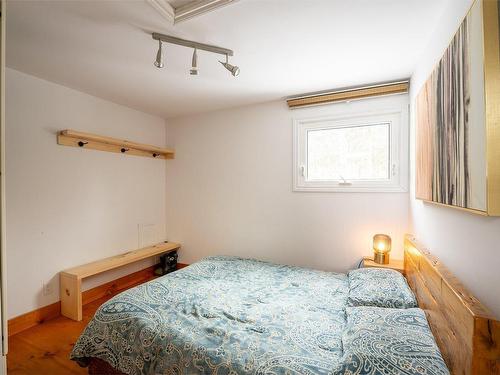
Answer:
[347, 268, 417, 308]
[341, 306, 449, 375]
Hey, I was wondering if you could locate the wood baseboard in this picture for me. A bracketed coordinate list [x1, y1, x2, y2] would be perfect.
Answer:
[8, 262, 189, 337]
[7, 301, 61, 337]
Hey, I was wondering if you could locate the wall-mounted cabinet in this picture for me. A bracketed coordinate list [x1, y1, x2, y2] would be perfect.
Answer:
[416, 0, 500, 216]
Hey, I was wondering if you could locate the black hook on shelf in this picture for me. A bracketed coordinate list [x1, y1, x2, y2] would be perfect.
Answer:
[121, 148, 129, 153]
[153, 153, 159, 158]
[78, 141, 89, 147]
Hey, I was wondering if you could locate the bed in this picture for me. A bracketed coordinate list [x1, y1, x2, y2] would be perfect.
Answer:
[70, 235, 499, 375]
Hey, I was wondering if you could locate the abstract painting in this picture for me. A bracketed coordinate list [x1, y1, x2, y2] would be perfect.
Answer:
[417, 17, 470, 207]
[416, 0, 489, 211]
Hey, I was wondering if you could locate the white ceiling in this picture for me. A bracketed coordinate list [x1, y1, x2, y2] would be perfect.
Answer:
[6, 0, 448, 119]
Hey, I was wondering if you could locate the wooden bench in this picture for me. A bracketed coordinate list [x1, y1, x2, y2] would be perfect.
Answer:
[60, 241, 181, 321]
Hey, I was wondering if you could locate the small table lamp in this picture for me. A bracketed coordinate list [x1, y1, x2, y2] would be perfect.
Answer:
[373, 234, 391, 264]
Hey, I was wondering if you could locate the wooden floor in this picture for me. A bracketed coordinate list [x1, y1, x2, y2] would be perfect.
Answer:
[7, 295, 113, 375]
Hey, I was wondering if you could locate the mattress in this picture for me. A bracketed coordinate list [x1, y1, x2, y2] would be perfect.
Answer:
[70, 256, 448, 375]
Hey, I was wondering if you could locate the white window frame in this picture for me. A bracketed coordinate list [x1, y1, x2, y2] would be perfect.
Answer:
[293, 110, 408, 192]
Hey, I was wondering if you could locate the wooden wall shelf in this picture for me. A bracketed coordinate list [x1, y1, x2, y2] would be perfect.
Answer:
[57, 129, 175, 159]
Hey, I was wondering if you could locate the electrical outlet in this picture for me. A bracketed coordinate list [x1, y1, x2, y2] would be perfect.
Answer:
[42, 281, 53, 296]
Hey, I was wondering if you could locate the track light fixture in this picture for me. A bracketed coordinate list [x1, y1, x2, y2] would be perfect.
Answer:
[154, 40, 164, 68]
[152, 32, 239, 77]
[190, 48, 198, 76]
[219, 54, 240, 77]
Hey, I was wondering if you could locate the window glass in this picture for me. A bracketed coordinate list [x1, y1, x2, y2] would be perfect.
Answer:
[307, 123, 390, 181]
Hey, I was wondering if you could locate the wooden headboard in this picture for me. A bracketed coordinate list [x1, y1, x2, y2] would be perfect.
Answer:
[404, 235, 499, 375]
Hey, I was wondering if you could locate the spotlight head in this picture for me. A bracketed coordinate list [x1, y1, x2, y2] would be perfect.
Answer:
[219, 61, 240, 77]
[190, 48, 198, 76]
[154, 40, 164, 68]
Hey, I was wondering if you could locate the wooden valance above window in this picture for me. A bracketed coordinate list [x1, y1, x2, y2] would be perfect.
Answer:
[286, 80, 409, 109]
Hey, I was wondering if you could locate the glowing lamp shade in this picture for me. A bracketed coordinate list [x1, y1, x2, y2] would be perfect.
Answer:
[373, 234, 391, 264]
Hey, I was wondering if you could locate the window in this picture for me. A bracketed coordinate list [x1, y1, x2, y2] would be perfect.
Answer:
[293, 111, 407, 192]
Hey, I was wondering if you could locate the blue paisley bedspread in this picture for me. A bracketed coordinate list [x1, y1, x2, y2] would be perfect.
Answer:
[70, 256, 448, 375]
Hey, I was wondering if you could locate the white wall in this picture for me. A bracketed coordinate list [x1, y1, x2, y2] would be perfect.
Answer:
[409, 0, 500, 318]
[6, 68, 167, 318]
[166, 95, 409, 273]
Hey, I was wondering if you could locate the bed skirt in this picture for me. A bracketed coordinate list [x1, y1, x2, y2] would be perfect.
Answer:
[88, 358, 126, 375]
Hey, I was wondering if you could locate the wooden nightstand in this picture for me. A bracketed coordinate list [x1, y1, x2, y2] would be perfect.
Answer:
[362, 256, 405, 274]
